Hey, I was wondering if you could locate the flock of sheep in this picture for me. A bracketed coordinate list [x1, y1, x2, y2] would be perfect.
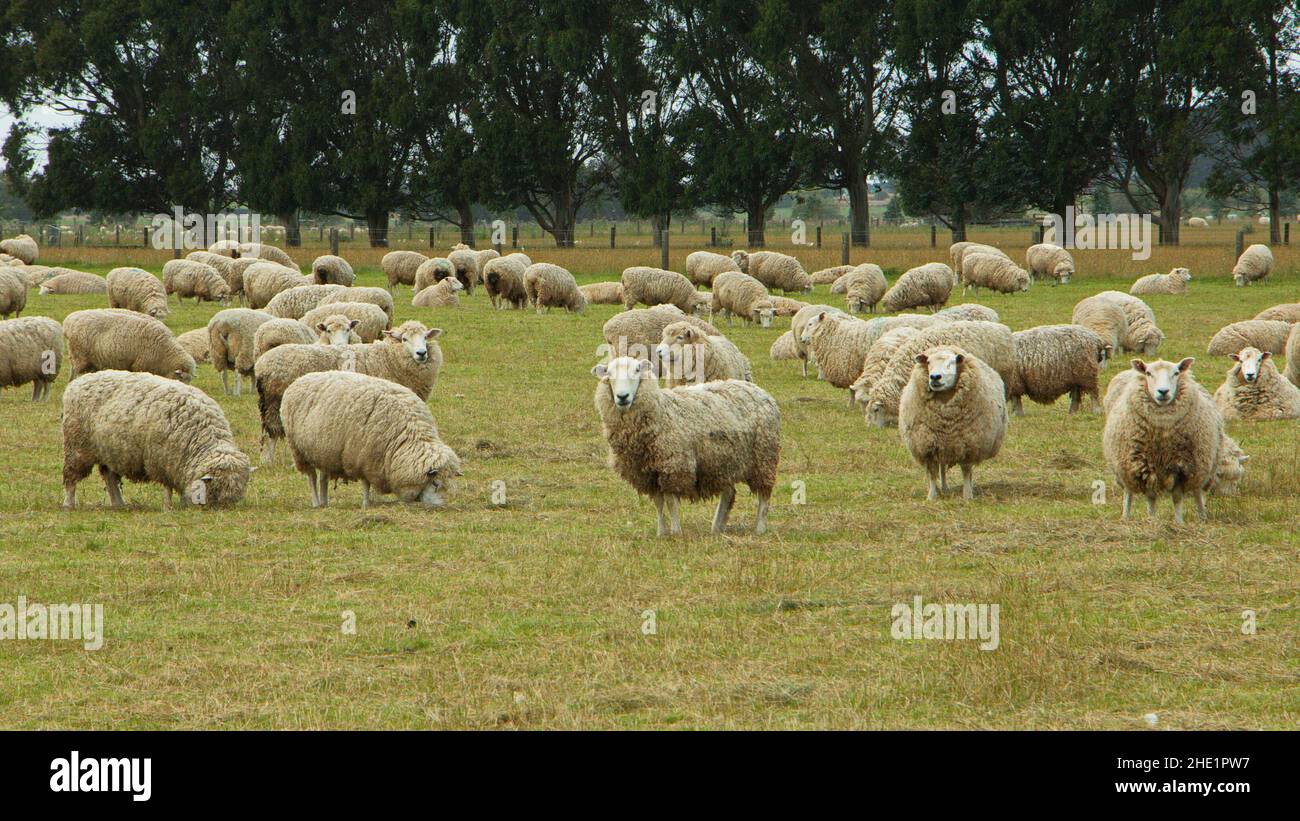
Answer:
[0, 228, 1294, 533]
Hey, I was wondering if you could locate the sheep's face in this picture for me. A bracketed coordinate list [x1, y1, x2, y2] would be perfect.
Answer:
[173, 367, 194, 384]
[149, 304, 170, 320]
[798, 311, 829, 344]
[1054, 263, 1073, 284]
[730, 250, 749, 272]
[1132, 358, 1193, 406]
[917, 348, 963, 393]
[447, 278, 465, 292]
[751, 305, 775, 328]
[846, 296, 863, 314]
[317, 318, 360, 346]
[183, 462, 251, 508]
[1139, 330, 1164, 357]
[1233, 272, 1246, 286]
[401, 450, 461, 507]
[1172, 267, 1191, 281]
[866, 400, 891, 428]
[656, 324, 699, 363]
[1231, 348, 1269, 383]
[1098, 344, 1114, 368]
[691, 299, 711, 318]
[385, 325, 442, 363]
[593, 356, 653, 409]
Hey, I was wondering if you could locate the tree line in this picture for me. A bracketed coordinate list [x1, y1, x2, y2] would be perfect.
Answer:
[0, 0, 1296, 248]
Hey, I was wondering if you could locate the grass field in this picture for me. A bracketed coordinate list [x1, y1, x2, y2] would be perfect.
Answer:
[1, 231, 1297, 729]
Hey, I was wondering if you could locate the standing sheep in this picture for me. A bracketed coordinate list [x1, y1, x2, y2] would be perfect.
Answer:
[880, 263, 952, 313]
[1212, 347, 1300, 421]
[382, 250, 429, 293]
[319, 286, 395, 324]
[602, 305, 721, 359]
[850, 326, 920, 406]
[1130, 267, 1191, 295]
[311, 255, 356, 286]
[1071, 295, 1128, 355]
[1094, 291, 1164, 355]
[592, 356, 780, 536]
[243, 262, 313, 309]
[836, 264, 889, 313]
[0, 269, 26, 318]
[790, 304, 850, 377]
[39, 271, 108, 295]
[412, 277, 464, 308]
[1206, 320, 1293, 357]
[710, 272, 776, 328]
[208, 308, 276, 395]
[1188, 217, 1209, 228]
[1025, 244, 1075, 284]
[414, 258, 455, 293]
[254, 318, 318, 360]
[162, 259, 230, 305]
[732, 250, 812, 294]
[1232, 244, 1273, 286]
[187, 251, 258, 304]
[961, 253, 1031, 295]
[0, 316, 61, 400]
[473, 248, 500, 283]
[621, 266, 711, 315]
[264, 284, 348, 319]
[685, 251, 740, 287]
[770, 330, 799, 361]
[106, 267, 170, 319]
[299, 302, 390, 342]
[282, 371, 461, 509]
[899, 346, 1008, 500]
[0, 234, 39, 265]
[524, 263, 587, 314]
[951, 242, 1008, 273]
[1007, 325, 1110, 416]
[64, 309, 195, 382]
[447, 245, 480, 293]
[484, 254, 532, 309]
[771, 296, 809, 317]
[175, 328, 211, 365]
[655, 322, 753, 386]
[805, 312, 877, 406]
[811, 265, 856, 285]
[580, 281, 625, 305]
[934, 304, 999, 323]
[1286, 324, 1300, 387]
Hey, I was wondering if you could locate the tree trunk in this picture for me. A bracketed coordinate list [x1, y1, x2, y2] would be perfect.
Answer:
[1268, 187, 1281, 244]
[457, 202, 475, 247]
[279, 210, 301, 247]
[746, 201, 765, 247]
[1160, 186, 1180, 246]
[367, 211, 389, 247]
[847, 174, 871, 247]
[949, 204, 967, 244]
[650, 213, 671, 247]
[551, 198, 577, 248]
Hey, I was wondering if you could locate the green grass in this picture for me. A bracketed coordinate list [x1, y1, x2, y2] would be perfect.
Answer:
[1, 244, 1297, 729]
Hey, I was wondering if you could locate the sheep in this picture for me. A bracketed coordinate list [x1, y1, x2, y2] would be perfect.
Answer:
[881, 263, 952, 313]
[811, 265, 856, 285]
[1255, 303, 1300, 323]
[106, 267, 169, 319]
[1130, 267, 1191, 295]
[187, 251, 259, 304]
[1071, 295, 1127, 355]
[934, 303, 999, 323]
[602, 305, 721, 360]
[254, 320, 443, 461]
[161, 259, 230, 305]
[208, 240, 298, 270]
[850, 326, 920, 406]
[1102, 357, 1222, 523]
[300, 302, 390, 342]
[0, 234, 39, 264]
[899, 345, 1008, 500]
[1188, 217, 1209, 228]
[1210, 433, 1249, 496]
[0, 316, 61, 400]
[319, 286, 395, 324]
[281, 370, 461, 509]
[1025, 244, 1075, 284]
[61, 370, 251, 510]
[951, 242, 1008, 273]
[208, 308, 276, 395]
[770, 330, 799, 361]
[731, 250, 812, 294]
[685, 251, 740, 287]
[484, 254, 531, 309]
[473, 248, 500, 283]
[655, 321, 753, 387]
[790, 304, 849, 377]
[0, 253, 21, 266]
[524, 263, 587, 314]
[64, 309, 196, 383]
[10, 264, 52, 287]
[447, 246, 480, 293]
[805, 312, 877, 405]
[412, 277, 464, 308]
[865, 321, 1017, 428]
[961, 253, 1031, 295]
[414, 257, 454, 293]
[579, 281, 625, 305]
[264, 284, 349, 319]
[0, 269, 26, 318]
[1006, 324, 1110, 416]
[836, 264, 889, 313]
[313, 315, 364, 346]
[861, 313, 942, 345]
[175, 328, 211, 365]
[1287, 324, 1300, 386]
[242, 262, 313, 309]
[1232, 244, 1273, 286]
[948, 242, 974, 272]
[310, 254, 356, 287]
[382, 250, 429, 292]
[39, 271, 107, 295]
[1206, 319, 1293, 357]
[1093, 291, 1164, 355]
[1212, 347, 1300, 421]
[771, 296, 809, 317]
[592, 356, 780, 536]
[254, 318, 318, 360]
[621, 266, 710, 315]
[710, 272, 776, 328]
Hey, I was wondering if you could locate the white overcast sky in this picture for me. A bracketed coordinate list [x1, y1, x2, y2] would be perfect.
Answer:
[0, 104, 80, 170]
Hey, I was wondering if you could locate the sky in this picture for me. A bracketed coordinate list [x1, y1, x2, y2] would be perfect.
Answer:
[0, 104, 79, 170]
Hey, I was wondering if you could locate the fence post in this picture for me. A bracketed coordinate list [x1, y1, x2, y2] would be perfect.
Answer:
[710, 227, 716, 247]
[1037, 225, 1045, 244]
[610, 225, 616, 249]
[350, 224, 355, 241]
[143, 227, 149, 248]
[494, 240, 502, 255]
[841, 233, 849, 266]
[77, 224, 83, 246]
[1235, 230, 1244, 258]
[429, 227, 435, 249]
[1285, 223, 1290, 245]
[330, 227, 339, 256]
[930, 224, 937, 248]
[660, 229, 669, 270]
[815, 226, 822, 248]
[511, 226, 519, 248]
[115, 226, 120, 246]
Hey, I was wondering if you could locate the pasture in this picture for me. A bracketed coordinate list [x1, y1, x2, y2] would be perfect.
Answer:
[1, 229, 1297, 729]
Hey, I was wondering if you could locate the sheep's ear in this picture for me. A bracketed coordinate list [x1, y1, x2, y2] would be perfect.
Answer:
[817, 311, 827, 320]
[592, 363, 608, 378]
[383, 329, 402, 341]
[316, 323, 328, 333]
[1239, 454, 1250, 464]
[637, 359, 655, 374]
[248, 466, 258, 474]
[954, 353, 964, 364]
[1177, 357, 1194, 373]
[348, 320, 360, 330]
[425, 328, 443, 339]
[1131, 359, 1147, 373]
[914, 353, 928, 366]
[1230, 353, 1240, 362]
[1260, 351, 1272, 361]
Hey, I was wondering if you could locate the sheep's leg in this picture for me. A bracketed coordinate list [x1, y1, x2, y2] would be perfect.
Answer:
[667, 495, 681, 535]
[306, 470, 320, 507]
[1068, 388, 1081, 413]
[845, 389, 855, 408]
[318, 476, 329, 508]
[940, 465, 949, 493]
[361, 480, 371, 509]
[1011, 395, 1024, 417]
[961, 464, 975, 500]
[1145, 493, 1157, 517]
[926, 463, 940, 501]
[31, 381, 42, 401]
[1122, 491, 1133, 518]
[754, 490, 770, 535]
[1195, 488, 1208, 521]
[1171, 490, 1185, 525]
[62, 482, 78, 510]
[221, 370, 230, 396]
[163, 488, 173, 510]
[653, 493, 668, 537]
[100, 467, 125, 509]
[712, 486, 735, 534]
[235, 372, 243, 397]
[800, 357, 808, 378]
[1088, 388, 1102, 414]
[260, 436, 276, 465]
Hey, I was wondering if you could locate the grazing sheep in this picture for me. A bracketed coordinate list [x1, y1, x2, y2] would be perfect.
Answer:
[899, 346, 1008, 500]
[64, 309, 195, 383]
[106, 267, 169, 319]
[1206, 319, 1293, 357]
[412, 277, 464, 308]
[0, 269, 26, 318]
[1232, 244, 1273, 286]
[806, 312, 877, 405]
[948, 242, 974, 272]
[621, 266, 711, 315]
[881, 263, 952, 312]
[187, 251, 258, 304]
[1212, 347, 1300, 421]
[770, 330, 799, 361]
[1254, 303, 1300, 323]
[1071, 295, 1128, 355]
[789, 304, 851, 377]
[300, 302, 390, 343]
[484, 254, 532, 309]
[254, 318, 317, 360]
[61, 370, 251, 509]
[851, 326, 920, 406]
[243, 262, 313, 309]
[951, 242, 1008, 273]
[0, 234, 39, 264]
[208, 308, 276, 395]
[319, 286, 394, 324]
[811, 265, 856, 285]
[580, 281, 625, 305]
[603, 305, 721, 359]
[254, 320, 443, 461]
[1093, 291, 1164, 355]
[592, 356, 780, 535]
[1007, 324, 1110, 416]
[310, 255, 355, 286]
[961, 253, 1031, 295]
[685, 251, 740, 287]
[208, 240, 298, 270]
[447, 246, 480, 293]
[414, 257, 455, 293]
[10, 264, 52, 287]
[162, 259, 230, 305]
[1102, 357, 1222, 523]
[0, 316, 62, 400]
[1130, 267, 1191, 295]
[862, 313, 942, 345]
[711, 272, 776, 328]
[1286, 324, 1300, 386]
[1188, 217, 1209, 228]
[264, 284, 348, 319]
[281, 371, 461, 508]
[382, 250, 429, 292]
[524, 263, 587, 314]
[655, 321, 753, 386]
[837, 265, 890, 313]
[1025, 244, 1075, 284]
[732, 250, 812, 294]
[934, 303, 999, 323]
[39, 271, 107, 295]
[771, 296, 809, 317]
[175, 328, 211, 365]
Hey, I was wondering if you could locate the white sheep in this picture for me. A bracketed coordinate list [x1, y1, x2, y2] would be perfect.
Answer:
[1188, 217, 1209, 228]
[0, 234, 39, 264]
[770, 330, 799, 361]
[1093, 291, 1164, 355]
[961, 253, 1031, 295]
[655, 321, 753, 386]
[299, 302, 390, 343]
[447, 246, 480, 293]
[310, 254, 356, 286]
[811, 265, 856, 285]
[881, 263, 952, 312]
[0, 269, 26, 318]
[621, 266, 711, 315]
[731, 250, 812, 294]
[106, 267, 169, 319]
[685, 251, 740, 287]
[0, 316, 61, 400]
[187, 251, 258, 304]
[1007, 324, 1110, 416]
[1212, 347, 1300, 421]
[710, 271, 776, 328]
[483, 253, 532, 309]
[242, 262, 313, 310]
[382, 250, 429, 293]
[524, 263, 587, 314]
[1206, 320, 1293, 357]
[1232, 244, 1273, 286]
[1253, 303, 1300, 323]
[208, 308, 276, 395]
[789, 304, 848, 376]
[1286, 324, 1300, 387]
[412, 277, 464, 308]
[162, 259, 231, 305]
[836, 264, 889, 313]
[473, 248, 500, 283]
[414, 257, 455, 293]
[804, 312, 876, 405]
[253, 318, 317, 360]
[850, 325, 920, 406]
[175, 328, 211, 365]
[319, 286, 395, 324]
[64, 309, 195, 383]
[264, 284, 349, 319]
[38, 271, 107, 295]
[1025, 244, 1074, 284]
[951, 242, 1008, 273]
[1130, 267, 1191, 295]
[602, 305, 721, 360]
[579, 281, 625, 305]
[934, 303, 999, 323]
[208, 240, 298, 270]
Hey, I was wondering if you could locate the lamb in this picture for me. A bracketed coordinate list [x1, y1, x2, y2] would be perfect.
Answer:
[592, 356, 780, 536]
[412, 277, 464, 308]
[850, 326, 920, 406]
[61, 370, 251, 509]
[524, 263, 587, 314]
[655, 321, 753, 386]
[0, 269, 26, 318]
[242, 262, 313, 309]
[731, 250, 812, 294]
[961, 253, 1031, 295]
[621, 266, 711, 315]
[264, 284, 348, 319]
[1287, 324, 1300, 386]
[1102, 357, 1222, 523]
[1025, 244, 1075, 284]
[106, 267, 170, 319]
[319, 286, 395, 324]
[254, 320, 443, 461]
[1232, 244, 1273, 286]
[0, 234, 38, 264]
[64, 309, 196, 383]
[0, 316, 62, 400]
[899, 345, 1008, 500]
[811, 265, 856, 285]
[934, 303, 999, 323]
[1130, 267, 1191, 295]
[837, 264, 889, 313]
[38, 271, 107, 295]
[880, 263, 952, 312]
[208, 308, 276, 395]
[1006, 324, 1110, 416]
[1093, 291, 1164, 355]
[1206, 319, 1293, 357]
[1210, 433, 1249, 495]
[579, 281, 625, 305]
[710, 272, 776, 328]
[311, 255, 356, 286]
[447, 246, 480, 293]
[483, 254, 531, 309]
[1254, 303, 1300, 323]
[1212, 347, 1300, 421]
[253, 318, 318, 360]
[770, 331, 799, 361]
[865, 321, 1017, 428]
[790, 304, 849, 377]
[414, 257, 454, 293]
[161, 259, 230, 305]
[281, 371, 461, 508]
[685, 251, 740, 287]
[602, 305, 721, 360]
[382, 250, 429, 292]
[300, 302, 390, 342]
[805, 312, 877, 405]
